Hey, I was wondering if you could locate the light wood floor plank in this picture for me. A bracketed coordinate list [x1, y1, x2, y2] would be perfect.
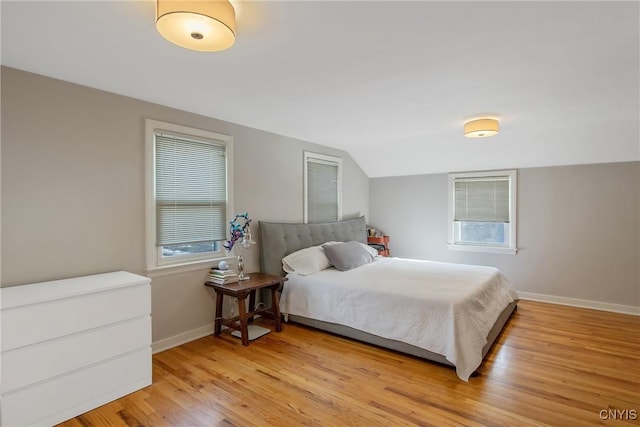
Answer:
[58, 300, 639, 426]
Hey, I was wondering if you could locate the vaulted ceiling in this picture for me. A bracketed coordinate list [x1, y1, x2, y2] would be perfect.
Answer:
[2, 1, 638, 177]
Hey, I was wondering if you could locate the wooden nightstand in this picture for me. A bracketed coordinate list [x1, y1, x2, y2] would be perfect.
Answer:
[368, 235, 390, 256]
[205, 273, 287, 346]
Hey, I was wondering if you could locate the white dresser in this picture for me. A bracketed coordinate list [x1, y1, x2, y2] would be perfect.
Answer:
[1, 271, 152, 426]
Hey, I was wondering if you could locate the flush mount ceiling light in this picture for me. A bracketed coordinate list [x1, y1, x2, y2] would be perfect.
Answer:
[464, 118, 499, 138]
[156, 0, 236, 52]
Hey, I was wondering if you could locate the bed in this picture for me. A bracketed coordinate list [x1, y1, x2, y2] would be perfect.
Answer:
[259, 216, 518, 381]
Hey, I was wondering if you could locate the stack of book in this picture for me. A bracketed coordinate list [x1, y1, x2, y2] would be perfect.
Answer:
[207, 268, 238, 285]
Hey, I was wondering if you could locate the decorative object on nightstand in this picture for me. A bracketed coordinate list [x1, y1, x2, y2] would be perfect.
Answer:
[224, 212, 256, 281]
[207, 266, 238, 285]
[367, 235, 390, 257]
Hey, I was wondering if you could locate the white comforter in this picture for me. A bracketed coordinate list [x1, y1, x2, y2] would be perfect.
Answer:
[280, 257, 518, 381]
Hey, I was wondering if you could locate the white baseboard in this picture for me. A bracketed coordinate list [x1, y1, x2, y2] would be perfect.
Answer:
[152, 324, 214, 354]
[518, 292, 640, 316]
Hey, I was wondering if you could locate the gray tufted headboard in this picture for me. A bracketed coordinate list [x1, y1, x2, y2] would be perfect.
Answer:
[259, 216, 368, 276]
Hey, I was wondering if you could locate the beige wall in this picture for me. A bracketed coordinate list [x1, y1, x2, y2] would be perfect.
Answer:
[4, 65, 636, 348]
[370, 162, 640, 307]
[1, 67, 370, 343]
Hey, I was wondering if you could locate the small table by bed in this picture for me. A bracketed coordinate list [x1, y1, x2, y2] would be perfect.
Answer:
[205, 273, 287, 346]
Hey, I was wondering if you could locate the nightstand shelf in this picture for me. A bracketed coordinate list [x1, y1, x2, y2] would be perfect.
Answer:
[368, 235, 390, 257]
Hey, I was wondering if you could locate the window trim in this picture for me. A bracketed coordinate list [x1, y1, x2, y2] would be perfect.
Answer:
[145, 119, 234, 273]
[303, 151, 342, 224]
[447, 169, 517, 255]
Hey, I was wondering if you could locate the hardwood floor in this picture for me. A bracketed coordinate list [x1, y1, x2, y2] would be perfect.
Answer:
[60, 300, 639, 426]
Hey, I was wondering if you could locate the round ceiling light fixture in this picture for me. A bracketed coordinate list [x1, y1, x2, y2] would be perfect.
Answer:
[156, 0, 236, 52]
[464, 118, 499, 138]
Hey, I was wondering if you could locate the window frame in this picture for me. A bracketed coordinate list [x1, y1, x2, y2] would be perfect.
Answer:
[303, 151, 342, 224]
[447, 169, 517, 255]
[145, 119, 234, 275]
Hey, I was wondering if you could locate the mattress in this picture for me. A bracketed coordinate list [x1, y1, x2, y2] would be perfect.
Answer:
[280, 257, 518, 381]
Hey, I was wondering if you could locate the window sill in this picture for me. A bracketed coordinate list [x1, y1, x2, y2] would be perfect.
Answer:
[146, 256, 235, 278]
[447, 244, 518, 255]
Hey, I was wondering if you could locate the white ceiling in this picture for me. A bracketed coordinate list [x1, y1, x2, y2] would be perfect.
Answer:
[2, 1, 638, 177]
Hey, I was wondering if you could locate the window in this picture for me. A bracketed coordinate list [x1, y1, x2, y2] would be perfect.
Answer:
[304, 152, 342, 223]
[145, 119, 233, 271]
[448, 170, 517, 254]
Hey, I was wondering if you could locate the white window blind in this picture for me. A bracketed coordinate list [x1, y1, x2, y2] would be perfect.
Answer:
[307, 160, 339, 223]
[155, 132, 227, 246]
[304, 152, 342, 224]
[454, 177, 510, 223]
[448, 170, 517, 254]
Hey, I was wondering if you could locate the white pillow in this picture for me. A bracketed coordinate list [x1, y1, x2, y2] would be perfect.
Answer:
[282, 245, 331, 275]
[324, 241, 377, 257]
[360, 242, 379, 258]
